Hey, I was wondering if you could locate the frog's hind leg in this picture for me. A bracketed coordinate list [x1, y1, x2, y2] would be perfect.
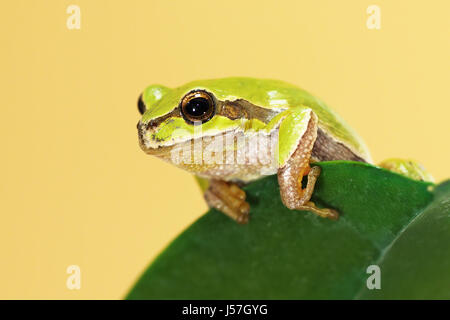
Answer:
[294, 166, 339, 220]
[203, 179, 250, 224]
[277, 111, 339, 220]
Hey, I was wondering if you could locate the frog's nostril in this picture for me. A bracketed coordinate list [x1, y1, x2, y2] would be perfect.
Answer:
[146, 121, 158, 130]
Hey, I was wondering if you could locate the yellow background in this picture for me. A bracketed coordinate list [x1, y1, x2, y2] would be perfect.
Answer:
[1, 0, 449, 299]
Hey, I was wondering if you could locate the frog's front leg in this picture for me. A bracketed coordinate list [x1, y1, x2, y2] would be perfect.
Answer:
[203, 179, 250, 224]
[277, 108, 339, 220]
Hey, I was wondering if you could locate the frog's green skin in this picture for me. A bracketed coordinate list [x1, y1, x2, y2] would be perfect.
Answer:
[139, 78, 371, 166]
[379, 158, 434, 182]
[137, 77, 432, 223]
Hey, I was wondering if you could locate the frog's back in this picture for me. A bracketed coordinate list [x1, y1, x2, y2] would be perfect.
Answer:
[174, 77, 371, 162]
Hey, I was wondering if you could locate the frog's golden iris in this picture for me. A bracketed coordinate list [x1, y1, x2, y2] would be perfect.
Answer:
[179, 90, 216, 124]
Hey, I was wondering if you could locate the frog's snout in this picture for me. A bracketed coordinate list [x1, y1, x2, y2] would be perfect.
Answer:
[137, 121, 149, 149]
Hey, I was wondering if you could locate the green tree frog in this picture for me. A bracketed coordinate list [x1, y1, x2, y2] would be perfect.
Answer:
[137, 77, 433, 224]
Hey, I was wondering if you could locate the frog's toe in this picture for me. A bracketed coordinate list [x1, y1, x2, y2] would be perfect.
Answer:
[236, 209, 250, 224]
[204, 180, 250, 224]
[298, 201, 340, 220]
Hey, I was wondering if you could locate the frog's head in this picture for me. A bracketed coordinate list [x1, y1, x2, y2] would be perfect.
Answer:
[137, 84, 235, 157]
[137, 78, 281, 157]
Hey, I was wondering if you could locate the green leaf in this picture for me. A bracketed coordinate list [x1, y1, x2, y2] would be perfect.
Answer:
[126, 161, 449, 299]
[359, 180, 450, 299]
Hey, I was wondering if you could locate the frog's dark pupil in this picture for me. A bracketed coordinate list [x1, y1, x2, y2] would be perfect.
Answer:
[185, 97, 210, 117]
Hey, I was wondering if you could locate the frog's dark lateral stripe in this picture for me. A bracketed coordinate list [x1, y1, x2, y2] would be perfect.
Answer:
[145, 108, 181, 130]
[311, 127, 367, 163]
[145, 98, 284, 130]
[217, 99, 282, 123]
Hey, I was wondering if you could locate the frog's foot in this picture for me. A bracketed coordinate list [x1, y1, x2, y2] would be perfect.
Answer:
[278, 159, 339, 220]
[296, 201, 339, 220]
[204, 180, 250, 224]
[298, 166, 339, 220]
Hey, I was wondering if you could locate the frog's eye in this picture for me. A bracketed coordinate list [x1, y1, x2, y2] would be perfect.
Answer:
[180, 90, 216, 124]
[137, 94, 146, 115]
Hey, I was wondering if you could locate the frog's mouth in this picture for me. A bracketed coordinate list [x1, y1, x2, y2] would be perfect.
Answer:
[137, 121, 173, 156]
[138, 117, 240, 157]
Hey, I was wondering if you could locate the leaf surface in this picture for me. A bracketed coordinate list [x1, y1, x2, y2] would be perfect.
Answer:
[126, 161, 448, 299]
